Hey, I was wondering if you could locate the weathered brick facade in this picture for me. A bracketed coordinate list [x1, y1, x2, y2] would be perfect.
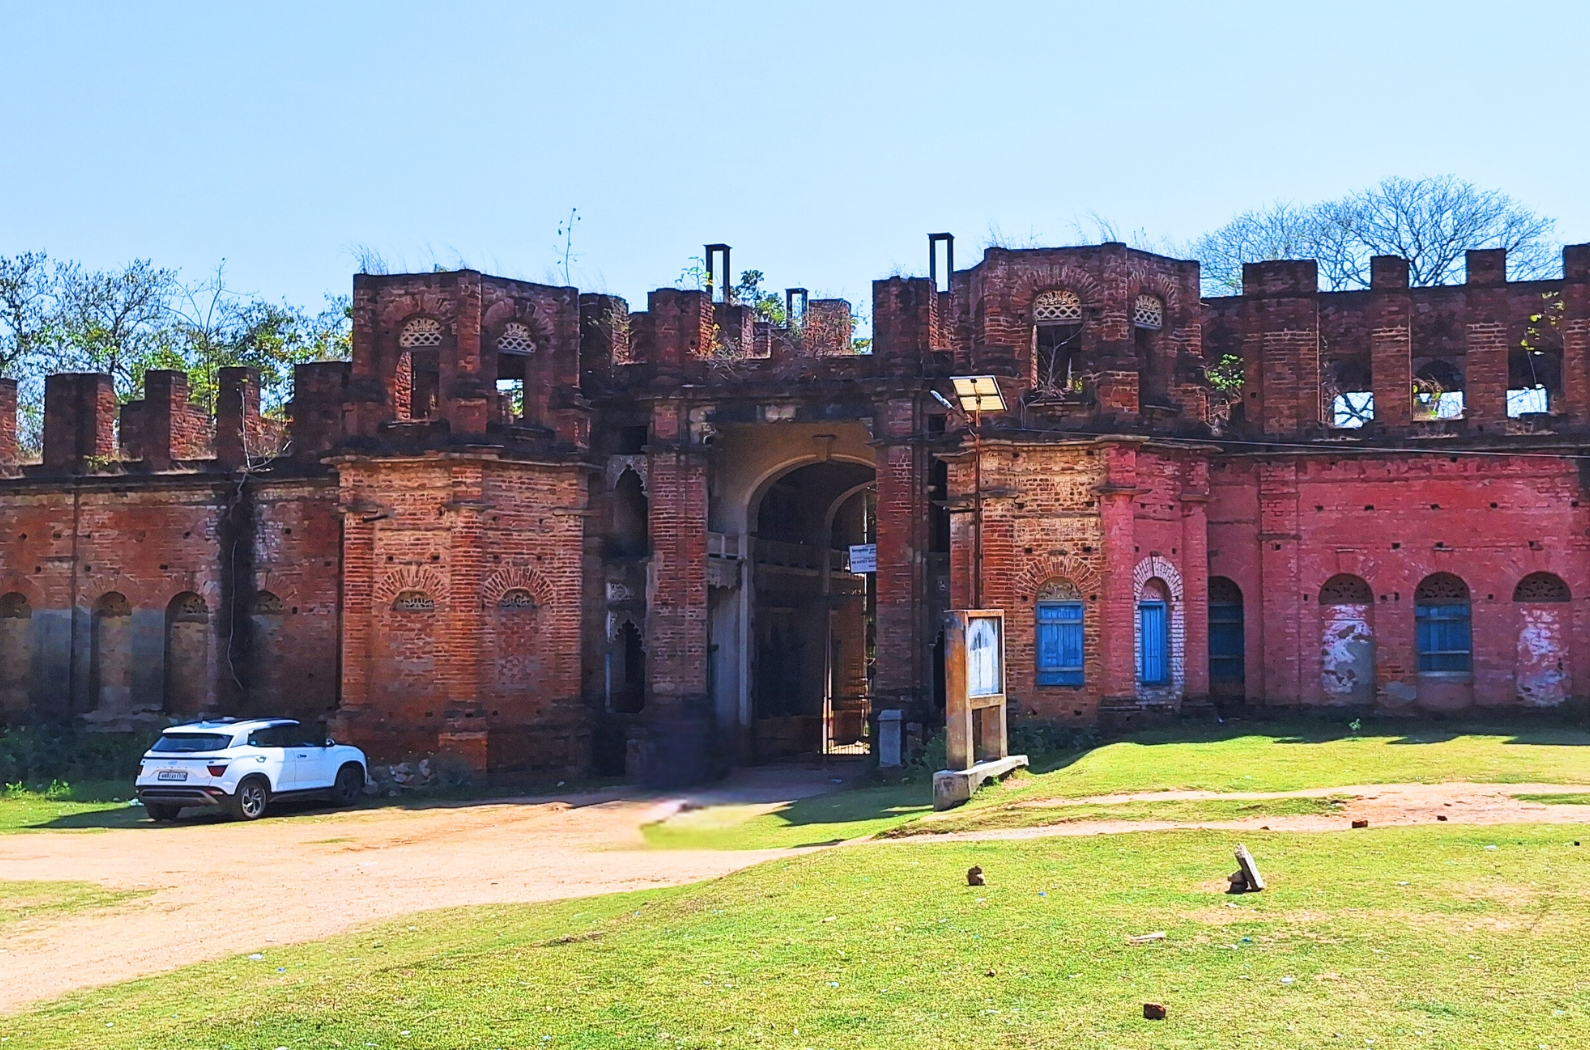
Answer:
[2, 241, 1587, 782]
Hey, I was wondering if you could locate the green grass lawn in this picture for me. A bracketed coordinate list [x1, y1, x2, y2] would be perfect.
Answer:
[0, 782, 145, 832]
[9, 823, 1590, 1049]
[642, 722, 1590, 849]
[1005, 721, 1590, 798]
[1515, 792, 1590, 805]
[885, 795, 1348, 837]
[0, 880, 150, 931]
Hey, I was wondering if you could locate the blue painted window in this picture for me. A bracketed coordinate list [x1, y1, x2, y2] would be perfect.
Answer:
[1415, 573, 1472, 673]
[1036, 602, 1084, 686]
[1208, 577, 1244, 683]
[1138, 601, 1168, 685]
[1416, 603, 1471, 672]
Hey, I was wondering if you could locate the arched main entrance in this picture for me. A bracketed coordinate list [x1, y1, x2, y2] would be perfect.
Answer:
[747, 460, 876, 759]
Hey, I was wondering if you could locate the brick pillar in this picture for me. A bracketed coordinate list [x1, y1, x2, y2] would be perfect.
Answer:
[289, 361, 350, 457]
[1464, 249, 1510, 428]
[1097, 443, 1138, 702]
[1369, 256, 1413, 428]
[1559, 245, 1590, 427]
[442, 271, 490, 435]
[42, 373, 115, 472]
[1243, 261, 1320, 436]
[643, 399, 712, 784]
[336, 508, 376, 715]
[141, 369, 188, 470]
[0, 378, 15, 470]
[1257, 461, 1302, 705]
[874, 397, 928, 715]
[1179, 459, 1211, 701]
[216, 367, 262, 469]
[445, 461, 488, 721]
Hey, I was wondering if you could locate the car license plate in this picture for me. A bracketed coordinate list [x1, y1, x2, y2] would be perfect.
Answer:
[157, 770, 188, 782]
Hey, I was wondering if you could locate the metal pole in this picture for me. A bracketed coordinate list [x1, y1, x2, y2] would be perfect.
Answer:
[972, 407, 982, 609]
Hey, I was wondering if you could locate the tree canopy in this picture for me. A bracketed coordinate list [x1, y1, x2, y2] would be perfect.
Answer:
[1188, 176, 1558, 296]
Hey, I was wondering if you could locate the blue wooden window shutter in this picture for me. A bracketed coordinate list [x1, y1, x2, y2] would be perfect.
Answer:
[1036, 602, 1084, 686]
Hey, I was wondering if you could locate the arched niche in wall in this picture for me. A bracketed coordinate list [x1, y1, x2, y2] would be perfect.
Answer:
[609, 468, 649, 558]
[0, 593, 31, 719]
[1513, 572, 1570, 707]
[164, 592, 209, 717]
[91, 592, 133, 715]
[1319, 574, 1374, 704]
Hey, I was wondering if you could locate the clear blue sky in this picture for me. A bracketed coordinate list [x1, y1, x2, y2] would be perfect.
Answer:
[3, 1, 1587, 318]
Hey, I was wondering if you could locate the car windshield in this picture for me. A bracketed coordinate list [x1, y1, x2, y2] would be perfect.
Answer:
[149, 733, 234, 753]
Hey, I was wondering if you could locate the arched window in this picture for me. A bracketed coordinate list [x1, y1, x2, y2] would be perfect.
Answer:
[1514, 572, 1570, 603]
[1320, 574, 1373, 605]
[1032, 291, 1084, 397]
[1208, 577, 1244, 684]
[1131, 294, 1164, 331]
[392, 590, 436, 612]
[498, 588, 536, 610]
[1508, 347, 1560, 417]
[1033, 290, 1083, 323]
[398, 318, 444, 348]
[1035, 578, 1083, 686]
[610, 468, 649, 557]
[1415, 573, 1471, 672]
[1138, 578, 1170, 686]
[1132, 295, 1166, 404]
[497, 322, 535, 355]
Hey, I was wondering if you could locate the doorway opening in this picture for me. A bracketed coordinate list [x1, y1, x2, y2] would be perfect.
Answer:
[749, 460, 875, 759]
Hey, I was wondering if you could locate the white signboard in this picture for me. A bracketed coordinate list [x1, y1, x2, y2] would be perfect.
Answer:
[966, 615, 1003, 697]
[848, 544, 877, 573]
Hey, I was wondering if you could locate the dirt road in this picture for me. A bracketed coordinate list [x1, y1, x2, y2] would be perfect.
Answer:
[0, 767, 846, 1014]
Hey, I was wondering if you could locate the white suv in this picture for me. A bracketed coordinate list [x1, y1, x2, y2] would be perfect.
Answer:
[135, 719, 368, 821]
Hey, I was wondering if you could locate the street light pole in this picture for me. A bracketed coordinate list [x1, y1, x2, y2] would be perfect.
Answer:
[940, 376, 1007, 613]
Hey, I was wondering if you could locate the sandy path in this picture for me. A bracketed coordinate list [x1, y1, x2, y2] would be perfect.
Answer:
[0, 766, 849, 1014]
[898, 782, 1590, 841]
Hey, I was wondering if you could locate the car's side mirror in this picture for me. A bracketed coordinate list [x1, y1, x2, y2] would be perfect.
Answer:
[325, 737, 336, 747]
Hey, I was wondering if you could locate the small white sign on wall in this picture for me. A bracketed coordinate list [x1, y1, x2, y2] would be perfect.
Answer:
[847, 544, 876, 573]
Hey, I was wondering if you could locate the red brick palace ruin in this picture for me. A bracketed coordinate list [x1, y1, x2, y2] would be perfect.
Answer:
[1, 240, 1588, 782]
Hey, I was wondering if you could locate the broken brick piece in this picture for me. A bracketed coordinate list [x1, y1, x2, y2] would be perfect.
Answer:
[1352, 819, 1369, 829]
[1143, 1003, 1167, 1020]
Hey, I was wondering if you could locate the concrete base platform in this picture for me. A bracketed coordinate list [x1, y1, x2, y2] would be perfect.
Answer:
[932, 754, 1029, 810]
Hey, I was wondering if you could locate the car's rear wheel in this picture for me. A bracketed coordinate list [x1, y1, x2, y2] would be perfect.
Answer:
[332, 764, 364, 807]
[146, 803, 180, 822]
[229, 776, 271, 821]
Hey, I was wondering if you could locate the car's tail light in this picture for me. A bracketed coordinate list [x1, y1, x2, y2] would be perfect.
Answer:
[207, 764, 229, 777]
